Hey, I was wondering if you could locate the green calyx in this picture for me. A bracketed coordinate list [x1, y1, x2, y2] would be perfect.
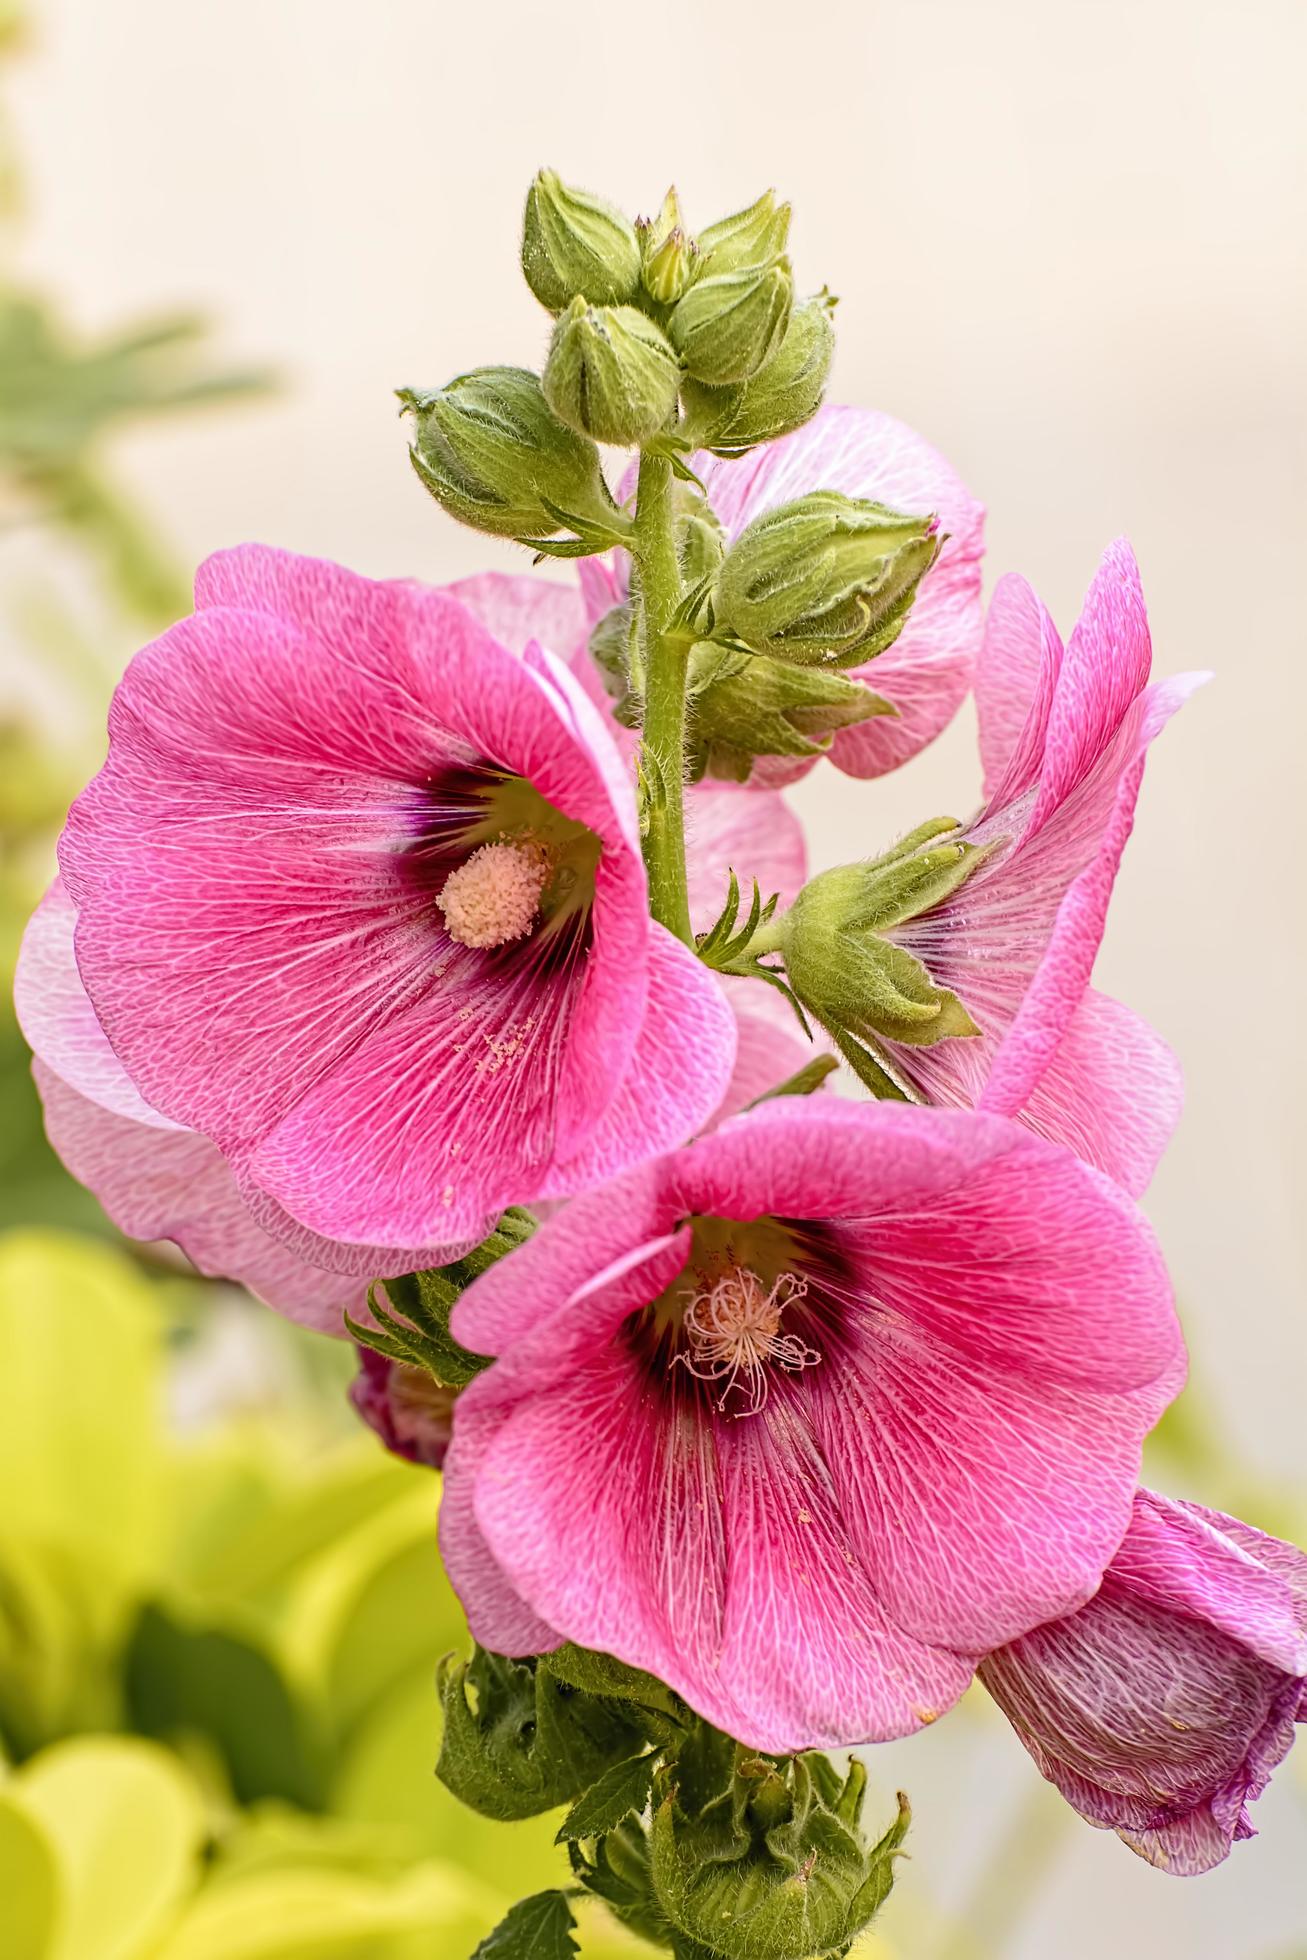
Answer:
[714, 490, 941, 666]
[522, 167, 642, 312]
[543, 298, 681, 447]
[647, 1725, 910, 1960]
[695, 190, 792, 277]
[778, 822, 989, 1089]
[686, 642, 895, 783]
[400, 366, 623, 549]
[682, 290, 836, 457]
[346, 1207, 534, 1385]
[669, 259, 795, 387]
[436, 1646, 657, 1823]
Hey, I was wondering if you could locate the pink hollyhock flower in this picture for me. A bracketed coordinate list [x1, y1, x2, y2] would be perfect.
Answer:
[439, 1097, 1183, 1754]
[577, 403, 986, 785]
[56, 547, 736, 1255]
[349, 1344, 455, 1468]
[836, 540, 1205, 1196]
[981, 1490, 1307, 1874]
[449, 568, 816, 1110]
[15, 879, 369, 1329]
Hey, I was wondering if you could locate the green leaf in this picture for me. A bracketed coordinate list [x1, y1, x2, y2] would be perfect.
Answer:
[471, 1890, 578, 1960]
[555, 1752, 657, 1843]
[124, 1601, 331, 1810]
[153, 1864, 487, 1960]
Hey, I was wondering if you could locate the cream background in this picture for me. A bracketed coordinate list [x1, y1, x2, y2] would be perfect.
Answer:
[6, 1, 1306, 1952]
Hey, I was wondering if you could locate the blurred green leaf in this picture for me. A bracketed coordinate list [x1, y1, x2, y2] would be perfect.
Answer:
[0, 1788, 61, 1959]
[153, 1862, 489, 1960]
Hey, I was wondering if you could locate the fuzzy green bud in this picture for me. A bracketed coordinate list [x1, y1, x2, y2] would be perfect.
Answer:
[686, 642, 895, 783]
[637, 185, 700, 305]
[669, 259, 795, 386]
[682, 290, 836, 457]
[648, 1725, 910, 1960]
[521, 168, 641, 312]
[779, 821, 988, 1091]
[401, 366, 615, 541]
[715, 489, 940, 665]
[543, 298, 680, 447]
[696, 189, 792, 276]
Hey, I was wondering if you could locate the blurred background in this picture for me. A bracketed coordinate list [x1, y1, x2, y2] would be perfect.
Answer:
[1, 0, 1303, 1954]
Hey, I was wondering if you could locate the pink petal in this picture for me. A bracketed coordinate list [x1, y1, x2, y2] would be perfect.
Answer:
[684, 784, 807, 935]
[1016, 990, 1183, 1198]
[974, 572, 1065, 806]
[32, 1061, 363, 1330]
[445, 570, 589, 665]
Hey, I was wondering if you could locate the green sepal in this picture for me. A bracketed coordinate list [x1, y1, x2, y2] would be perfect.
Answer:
[544, 1644, 686, 1726]
[436, 1647, 652, 1823]
[470, 1888, 579, 1959]
[566, 1820, 679, 1950]
[713, 490, 941, 666]
[543, 298, 680, 448]
[347, 1209, 534, 1386]
[555, 1751, 659, 1844]
[637, 187, 701, 306]
[522, 168, 641, 313]
[695, 190, 792, 277]
[743, 1053, 840, 1107]
[685, 641, 895, 783]
[681, 289, 836, 457]
[669, 259, 795, 387]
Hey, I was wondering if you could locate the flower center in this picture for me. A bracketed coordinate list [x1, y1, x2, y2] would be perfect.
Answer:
[675, 1263, 820, 1417]
[437, 839, 549, 948]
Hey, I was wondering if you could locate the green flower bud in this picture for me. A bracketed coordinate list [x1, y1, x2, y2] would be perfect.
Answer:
[401, 366, 614, 541]
[696, 189, 792, 276]
[521, 167, 642, 312]
[649, 1724, 909, 1960]
[669, 259, 795, 386]
[436, 1645, 650, 1822]
[637, 185, 700, 306]
[543, 298, 681, 447]
[682, 290, 836, 457]
[714, 489, 941, 665]
[686, 642, 895, 783]
[779, 822, 989, 1091]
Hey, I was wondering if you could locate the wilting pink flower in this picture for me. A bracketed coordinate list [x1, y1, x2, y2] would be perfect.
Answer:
[440, 1097, 1183, 1754]
[15, 879, 368, 1329]
[865, 540, 1205, 1196]
[981, 1489, 1307, 1874]
[56, 547, 736, 1255]
[577, 404, 986, 785]
[349, 1344, 455, 1468]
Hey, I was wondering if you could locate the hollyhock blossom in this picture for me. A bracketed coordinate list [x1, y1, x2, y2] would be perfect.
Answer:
[841, 541, 1203, 1196]
[349, 1344, 455, 1468]
[452, 567, 816, 1106]
[981, 1490, 1307, 1874]
[15, 879, 367, 1328]
[56, 547, 736, 1255]
[440, 1097, 1183, 1754]
[577, 403, 986, 785]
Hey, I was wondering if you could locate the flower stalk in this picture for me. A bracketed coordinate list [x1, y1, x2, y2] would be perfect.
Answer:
[634, 446, 693, 944]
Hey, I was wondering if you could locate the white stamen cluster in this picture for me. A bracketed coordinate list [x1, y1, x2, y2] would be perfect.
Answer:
[437, 840, 548, 949]
[676, 1265, 820, 1416]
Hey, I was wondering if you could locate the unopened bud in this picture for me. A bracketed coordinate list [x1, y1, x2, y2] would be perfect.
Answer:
[637, 185, 700, 305]
[401, 366, 613, 541]
[715, 489, 940, 665]
[521, 168, 641, 312]
[682, 290, 836, 457]
[543, 298, 681, 447]
[696, 189, 791, 276]
[649, 1724, 909, 1960]
[687, 642, 894, 783]
[669, 258, 795, 386]
[780, 823, 987, 1068]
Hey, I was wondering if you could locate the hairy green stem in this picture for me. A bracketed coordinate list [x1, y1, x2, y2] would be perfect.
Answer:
[634, 448, 693, 944]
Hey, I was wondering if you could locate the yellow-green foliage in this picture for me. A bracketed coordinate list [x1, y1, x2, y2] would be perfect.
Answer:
[0, 1231, 640, 1957]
